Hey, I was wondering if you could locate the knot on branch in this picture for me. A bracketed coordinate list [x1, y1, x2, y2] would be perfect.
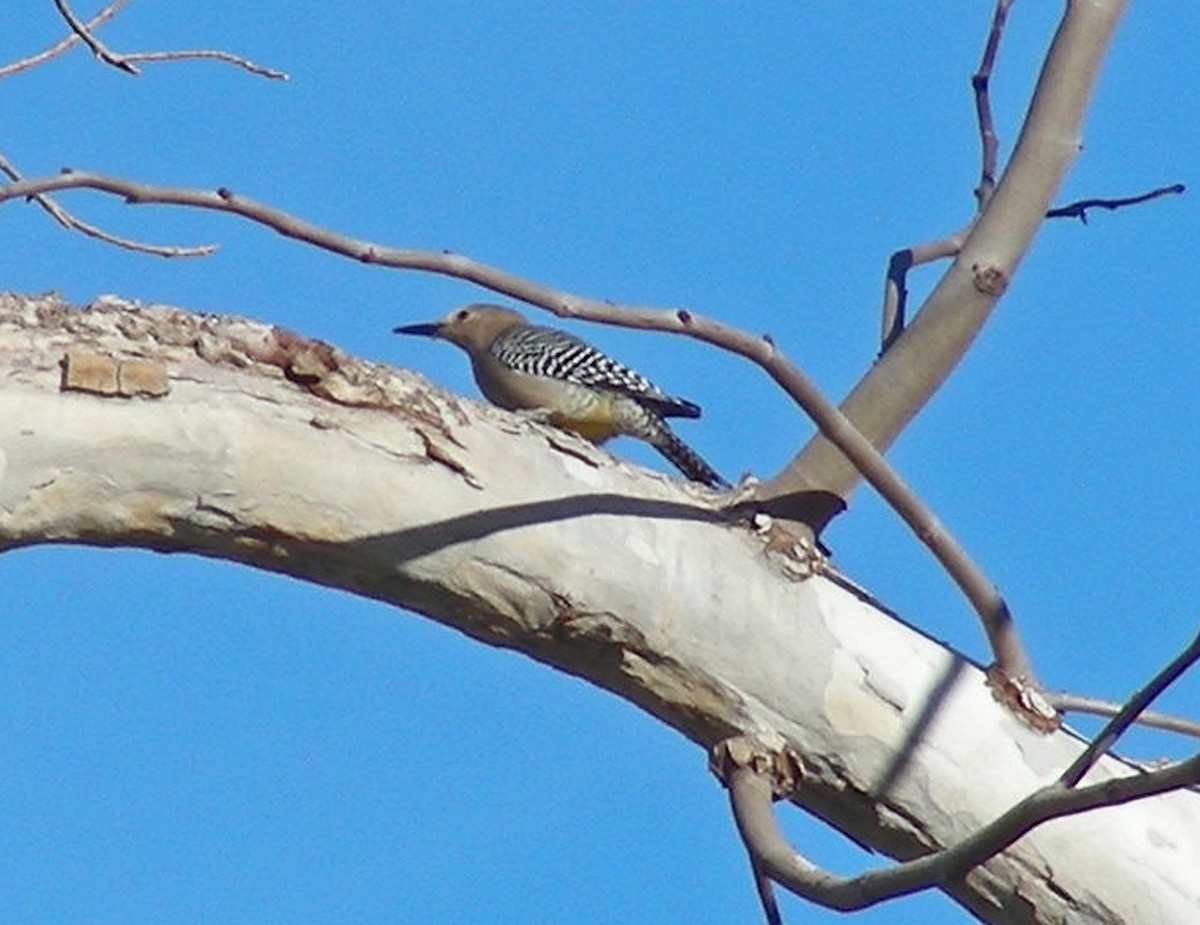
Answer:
[986, 664, 1060, 733]
[709, 734, 805, 800]
[971, 262, 1009, 296]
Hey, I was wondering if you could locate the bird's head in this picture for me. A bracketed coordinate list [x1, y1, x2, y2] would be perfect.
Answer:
[394, 304, 527, 353]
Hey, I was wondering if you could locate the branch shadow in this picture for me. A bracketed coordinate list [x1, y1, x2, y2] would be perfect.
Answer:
[872, 654, 973, 799]
[370, 491, 727, 563]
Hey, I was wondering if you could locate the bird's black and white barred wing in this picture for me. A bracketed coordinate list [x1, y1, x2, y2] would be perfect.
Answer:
[489, 324, 701, 418]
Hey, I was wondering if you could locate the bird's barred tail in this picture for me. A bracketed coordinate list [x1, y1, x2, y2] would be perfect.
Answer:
[647, 418, 728, 489]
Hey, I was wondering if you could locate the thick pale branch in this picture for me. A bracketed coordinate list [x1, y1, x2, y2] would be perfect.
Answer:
[2, 292, 1199, 925]
[0, 170, 1034, 677]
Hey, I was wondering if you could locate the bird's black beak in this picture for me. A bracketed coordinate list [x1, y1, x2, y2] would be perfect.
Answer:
[392, 321, 443, 338]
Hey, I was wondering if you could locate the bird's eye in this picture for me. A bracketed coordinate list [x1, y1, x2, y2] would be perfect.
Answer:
[455, 310, 470, 322]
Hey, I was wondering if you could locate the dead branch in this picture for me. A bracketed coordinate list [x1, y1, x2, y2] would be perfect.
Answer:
[51, 0, 137, 73]
[771, 0, 1128, 523]
[0, 154, 216, 257]
[1047, 183, 1186, 222]
[49, 0, 287, 79]
[972, 0, 1014, 210]
[1047, 691, 1200, 739]
[1059, 630, 1200, 786]
[116, 49, 288, 80]
[879, 230, 967, 353]
[0, 0, 129, 79]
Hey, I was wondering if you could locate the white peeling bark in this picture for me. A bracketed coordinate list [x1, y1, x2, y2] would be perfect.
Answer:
[1, 291, 1197, 924]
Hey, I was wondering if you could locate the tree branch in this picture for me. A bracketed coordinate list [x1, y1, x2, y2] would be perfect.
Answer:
[879, 230, 967, 354]
[0, 169, 1039, 681]
[1058, 630, 1200, 787]
[0, 0, 1127, 688]
[880, 0, 1011, 353]
[879, 7, 1176, 355]
[726, 749, 1200, 913]
[770, 0, 1129, 524]
[1047, 691, 1200, 739]
[49, 0, 287, 79]
[115, 48, 289, 80]
[879, 180, 1183, 354]
[0, 0, 129, 79]
[1047, 183, 1186, 222]
[718, 629, 1200, 916]
[51, 0, 138, 73]
[972, 0, 1013, 211]
[4, 292, 1198, 925]
[0, 154, 217, 257]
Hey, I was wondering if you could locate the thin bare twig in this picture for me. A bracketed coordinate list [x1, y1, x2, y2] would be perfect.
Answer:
[1059, 630, 1200, 787]
[881, 180, 1183, 352]
[51, 0, 136, 73]
[880, 0, 1011, 352]
[749, 858, 783, 925]
[0, 0, 129, 79]
[878, 1, 1010, 353]
[49, 0, 287, 79]
[116, 49, 288, 80]
[1047, 183, 1186, 222]
[0, 168, 1040, 684]
[0, 156, 216, 257]
[879, 229, 968, 353]
[972, 0, 1014, 210]
[1047, 690, 1200, 739]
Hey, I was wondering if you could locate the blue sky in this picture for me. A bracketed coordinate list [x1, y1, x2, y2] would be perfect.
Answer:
[2, 4, 1198, 923]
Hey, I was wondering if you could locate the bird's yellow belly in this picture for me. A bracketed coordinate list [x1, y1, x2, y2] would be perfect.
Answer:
[555, 413, 619, 443]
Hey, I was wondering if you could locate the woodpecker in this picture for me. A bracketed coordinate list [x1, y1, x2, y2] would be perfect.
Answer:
[395, 304, 728, 488]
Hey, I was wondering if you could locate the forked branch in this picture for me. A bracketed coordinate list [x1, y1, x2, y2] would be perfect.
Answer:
[49, 0, 287, 79]
[775, 0, 1128, 519]
[882, 2, 1179, 352]
[0, 154, 217, 257]
[50, 0, 138, 73]
[0, 0, 129, 79]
